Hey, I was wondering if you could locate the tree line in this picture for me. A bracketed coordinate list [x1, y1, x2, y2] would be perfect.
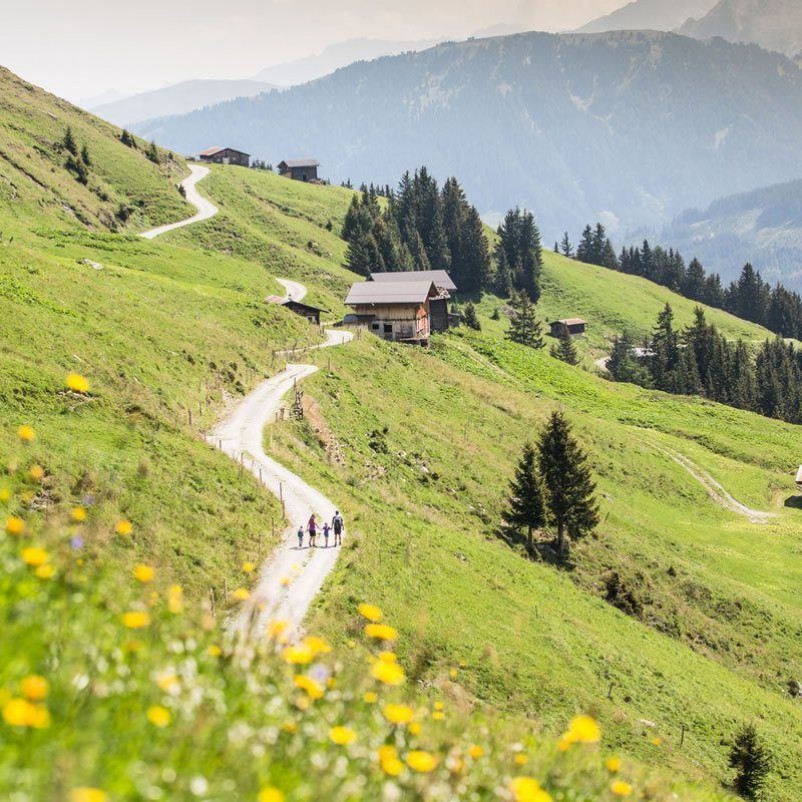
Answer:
[608, 304, 802, 423]
[341, 168, 543, 299]
[565, 223, 802, 340]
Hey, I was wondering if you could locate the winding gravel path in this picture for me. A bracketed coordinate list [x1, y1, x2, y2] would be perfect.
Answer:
[139, 164, 218, 240]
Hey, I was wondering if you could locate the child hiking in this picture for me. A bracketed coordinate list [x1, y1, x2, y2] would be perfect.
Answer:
[297, 524, 304, 549]
[332, 510, 344, 547]
[307, 513, 317, 548]
[323, 522, 331, 548]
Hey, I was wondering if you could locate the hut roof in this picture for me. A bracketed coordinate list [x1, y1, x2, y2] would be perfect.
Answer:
[279, 159, 320, 169]
[199, 146, 224, 156]
[369, 270, 457, 292]
[345, 280, 438, 306]
[282, 299, 330, 313]
[553, 318, 587, 326]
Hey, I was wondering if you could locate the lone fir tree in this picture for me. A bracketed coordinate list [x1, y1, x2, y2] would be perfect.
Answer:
[729, 724, 771, 801]
[463, 301, 481, 331]
[551, 326, 579, 365]
[537, 411, 599, 559]
[63, 126, 77, 155]
[502, 442, 547, 555]
[147, 141, 160, 164]
[508, 293, 544, 349]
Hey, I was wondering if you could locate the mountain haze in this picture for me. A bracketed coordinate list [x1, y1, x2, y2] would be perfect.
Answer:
[91, 79, 278, 128]
[578, 0, 717, 34]
[135, 30, 802, 240]
[679, 0, 802, 57]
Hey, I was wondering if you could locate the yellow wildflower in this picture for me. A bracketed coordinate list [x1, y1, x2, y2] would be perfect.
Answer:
[0, 487, 10, 503]
[29, 465, 45, 482]
[17, 425, 36, 442]
[432, 711, 445, 721]
[167, 585, 183, 614]
[510, 777, 552, 802]
[21, 675, 49, 701]
[6, 517, 26, 537]
[434, 701, 444, 711]
[514, 754, 529, 766]
[71, 507, 87, 523]
[242, 561, 255, 573]
[115, 519, 133, 536]
[606, 756, 622, 774]
[301, 634, 331, 656]
[365, 623, 398, 641]
[146, 705, 171, 727]
[567, 714, 601, 744]
[268, 619, 288, 639]
[293, 674, 324, 700]
[449, 668, 458, 679]
[408, 721, 422, 736]
[134, 564, 155, 583]
[358, 602, 383, 621]
[370, 659, 405, 686]
[383, 703, 414, 725]
[468, 745, 484, 759]
[378, 651, 397, 663]
[35, 564, 55, 580]
[27, 705, 50, 729]
[279, 575, 291, 587]
[3, 698, 33, 727]
[231, 588, 250, 601]
[122, 611, 151, 629]
[406, 750, 438, 773]
[611, 781, 633, 797]
[70, 789, 108, 802]
[155, 672, 179, 693]
[208, 645, 222, 657]
[22, 547, 49, 567]
[379, 745, 404, 777]
[557, 736, 572, 752]
[282, 644, 314, 665]
[66, 373, 90, 394]
[651, 737, 662, 746]
[329, 725, 357, 745]
[258, 789, 285, 802]
[363, 691, 378, 704]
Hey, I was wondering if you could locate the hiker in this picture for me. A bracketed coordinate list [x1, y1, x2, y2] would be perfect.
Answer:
[332, 510, 344, 547]
[307, 513, 317, 548]
[322, 521, 331, 548]
[297, 524, 304, 549]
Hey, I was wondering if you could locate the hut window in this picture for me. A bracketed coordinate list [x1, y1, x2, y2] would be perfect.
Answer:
[383, 324, 393, 334]
[371, 323, 380, 331]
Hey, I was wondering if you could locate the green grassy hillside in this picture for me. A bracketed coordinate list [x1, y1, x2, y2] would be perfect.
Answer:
[2, 66, 798, 800]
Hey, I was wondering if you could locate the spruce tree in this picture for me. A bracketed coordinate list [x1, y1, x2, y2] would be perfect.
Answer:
[63, 126, 77, 155]
[560, 231, 573, 258]
[537, 411, 599, 559]
[147, 141, 160, 164]
[463, 301, 481, 331]
[507, 293, 544, 349]
[81, 144, 91, 167]
[120, 129, 137, 149]
[502, 442, 547, 555]
[728, 724, 771, 801]
[551, 326, 579, 365]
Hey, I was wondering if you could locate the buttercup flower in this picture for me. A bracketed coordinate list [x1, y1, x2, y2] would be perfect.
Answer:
[22, 547, 48, 567]
[383, 703, 414, 725]
[282, 645, 314, 665]
[122, 611, 151, 629]
[134, 564, 155, 583]
[147, 705, 171, 727]
[35, 564, 55, 579]
[258, 789, 285, 802]
[17, 425, 36, 442]
[293, 674, 324, 700]
[242, 561, 255, 573]
[510, 777, 553, 802]
[115, 519, 133, 536]
[167, 585, 183, 614]
[566, 714, 601, 744]
[406, 750, 438, 773]
[70, 789, 107, 802]
[6, 517, 26, 536]
[468, 744, 484, 759]
[329, 725, 356, 745]
[370, 659, 405, 686]
[364, 623, 398, 641]
[29, 465, 44, 482]
[231, 588, 250, 601]
[66, 373, 90, 393]
[358, 603, 382, 622]
[611, 780, 633, 797]
[379, 745, 404, 777]
[606, 756, 622, 774]
[21, 675, 49, 701]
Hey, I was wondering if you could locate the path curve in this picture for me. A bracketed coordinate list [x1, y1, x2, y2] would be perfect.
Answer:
[657, 445, 776, 524]
[139, 164, 219, 240]
[208, 326, 353, 639]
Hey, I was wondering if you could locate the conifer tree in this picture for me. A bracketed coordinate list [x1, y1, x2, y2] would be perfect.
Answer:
[81, 144, 91, 167]
[120, 130, 137, 149]
[147, 141, 160, 164]
[537, 411, 599, 559]
[463, 301, 481, 331]
[502, 442, 547, 555]
[560, 231, 573, 258]
[551, 326, 579, 365]
[507, 293, 544, 349]
[63, 126, 77, 155]
[728, 724, 771, 801]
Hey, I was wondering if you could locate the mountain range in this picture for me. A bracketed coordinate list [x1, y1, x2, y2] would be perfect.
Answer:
[577, 0, 717, 34]
[679, 0, 802, 57]
[132, 30, 802, 256]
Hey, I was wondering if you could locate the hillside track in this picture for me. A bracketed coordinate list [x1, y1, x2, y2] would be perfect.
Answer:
[139, 164, 218, 239]
[656, 444, 776, 524]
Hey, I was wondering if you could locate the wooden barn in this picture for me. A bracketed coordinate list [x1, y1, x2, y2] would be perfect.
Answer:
[198, 146, 250, 167]
[550, 318, 587, 338]
[345, 279, 450, 344]
[282, 299, 328, 326]
[278, 159, 320, 182]
[369, 270, 457, 333]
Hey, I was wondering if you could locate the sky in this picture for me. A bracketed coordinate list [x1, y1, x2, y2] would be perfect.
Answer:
[0, 0, 623, 102]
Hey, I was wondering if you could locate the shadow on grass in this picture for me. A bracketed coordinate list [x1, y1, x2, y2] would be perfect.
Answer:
[784, 495, 802, 510]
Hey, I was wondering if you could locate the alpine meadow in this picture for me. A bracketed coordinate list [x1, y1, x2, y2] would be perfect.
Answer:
[3, 3, 802, 800]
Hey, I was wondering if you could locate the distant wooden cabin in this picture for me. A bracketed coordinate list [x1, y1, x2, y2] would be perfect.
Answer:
[550, 318, 587, 338]
[278, 159, 320, 182]
[369, 270, 457, 333]
[198, 146, 250, 167]
[282, 299, 328, 326]
[345, 280, 450, 344]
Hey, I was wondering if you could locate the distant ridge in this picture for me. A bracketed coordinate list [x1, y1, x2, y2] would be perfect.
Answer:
[577, 0, 717, 33]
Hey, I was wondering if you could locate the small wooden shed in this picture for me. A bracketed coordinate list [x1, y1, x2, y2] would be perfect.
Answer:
[282, 299, 328, 326]
[278, 159, 320, 182]
[369, 270, 457, 333]
[550, 318, 587, 338]
[345, 280, 447, 344]
[198, 146, 250, 167]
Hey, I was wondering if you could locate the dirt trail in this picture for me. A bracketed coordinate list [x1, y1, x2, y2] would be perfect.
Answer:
[208, 327, 352, 639]
[139, 164, 218, 240]
[656, 445, 776, 524]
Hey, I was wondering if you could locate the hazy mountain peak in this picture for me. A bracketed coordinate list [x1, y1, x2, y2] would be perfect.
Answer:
[577, 0, 718, 34]
[679, 0, 802, 56]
